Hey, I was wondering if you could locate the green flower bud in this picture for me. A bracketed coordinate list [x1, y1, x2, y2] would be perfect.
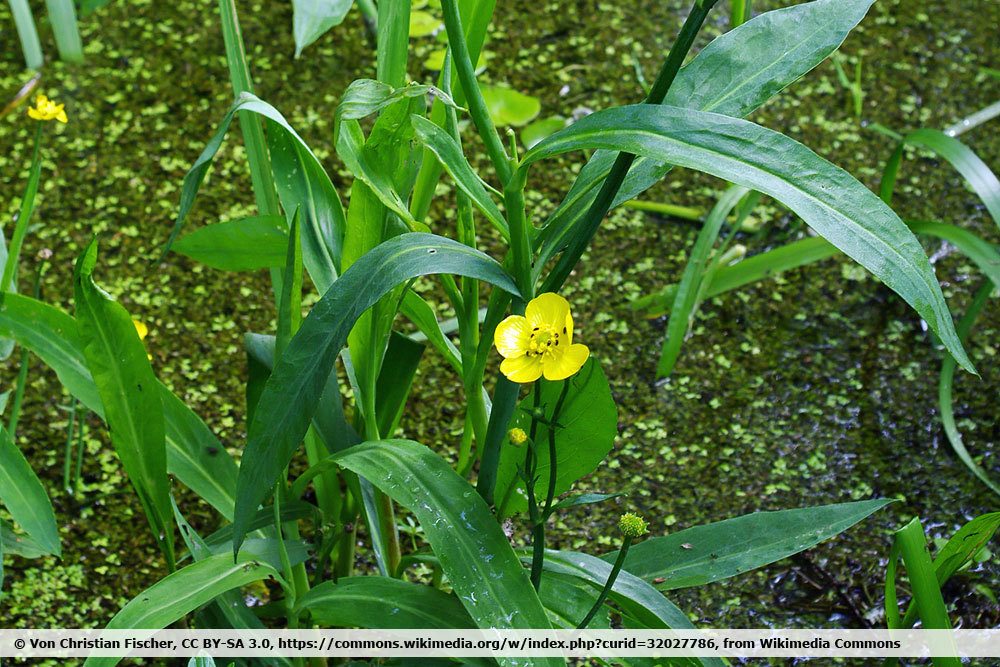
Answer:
[618, 512, 649, 539]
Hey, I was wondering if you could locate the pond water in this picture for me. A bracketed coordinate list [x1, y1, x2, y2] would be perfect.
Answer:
[1, 0, 998, 640]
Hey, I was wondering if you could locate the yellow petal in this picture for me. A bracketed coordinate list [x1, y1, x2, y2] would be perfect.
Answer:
[132, 319, 149, 340]
[543, 343, 589, 381]
[55, 107, 67, 124]
[27, 107, 42, 120]
[35, 94, 48, 106]
[526, 292, 570, 329]
[501, 354, 544, 383]
[494, 315, 531, 358]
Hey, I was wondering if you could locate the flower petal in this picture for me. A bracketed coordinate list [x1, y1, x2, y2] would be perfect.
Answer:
[494, 315, 531, 359]
[526, 292, 570, 328]
[501, 354, 544, 383]
[543, 344, 589, 381]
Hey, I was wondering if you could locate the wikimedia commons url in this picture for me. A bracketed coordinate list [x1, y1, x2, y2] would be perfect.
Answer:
[2, 629, 999, 659]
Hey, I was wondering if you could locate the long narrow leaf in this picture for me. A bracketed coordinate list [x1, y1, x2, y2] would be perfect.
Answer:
[0, 293, 240, 519]
[74, 240, 174, 568]
[334, 440, 561, 667]
[617, 499, 894, 589]
[522, 105, 974, 374]
[233, 233, 519, 554]
[0, 424, 59, 556]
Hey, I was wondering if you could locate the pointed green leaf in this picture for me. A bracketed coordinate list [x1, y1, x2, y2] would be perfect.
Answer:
[334, 440, 561, 667]
[523, 105, 975, 373]
[173, 216, 288, 272]
[616, 499, 894, 589]
[83, 554, 282, 667]
[292, 0, 354, 56]
[0, 424, 59, 556]
[73, 240, 175, 568]
[233, 233, 519, 554]
[297, 577, 475, 628]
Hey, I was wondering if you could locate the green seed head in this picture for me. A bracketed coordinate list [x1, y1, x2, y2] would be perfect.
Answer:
[618, 512, 649, 539]
[508, 427, 528, 446]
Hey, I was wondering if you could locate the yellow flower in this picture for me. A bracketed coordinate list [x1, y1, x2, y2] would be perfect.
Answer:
[132, 319, 149, 340]
[27, 94, 68, 123]
[494, 293, 589, 383]
[508, 427, 528, 446]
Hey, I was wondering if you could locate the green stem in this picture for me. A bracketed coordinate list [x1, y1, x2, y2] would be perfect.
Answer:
[273, 483, 296, 608]
[73, 415, 86, 496]
[542, 380, 570, 516]
[439, 0, 511, 185]
[730, 0, 750, 27]
[578, 537, 632, 629]
[2, 123, 42, 293]
[62, 399, 78, 493]
[526, 387, 544, 590]
[7, 261, 43, 435]
[541, 0, 720, 294]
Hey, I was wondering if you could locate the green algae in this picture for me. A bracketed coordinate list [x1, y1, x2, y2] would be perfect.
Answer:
[0, 0, 997, 644]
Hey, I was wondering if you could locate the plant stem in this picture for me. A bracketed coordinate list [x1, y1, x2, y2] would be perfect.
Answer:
[62, 399, 78, 493]
[2, 123, 42, 293]
[73, 415, 86, 495]
[541, 0, 719, 294]
[439, 0, 511, 186]
[7, 261, 44, 436]
[542, 381, 570, 516]
[578, 537, 632, 629]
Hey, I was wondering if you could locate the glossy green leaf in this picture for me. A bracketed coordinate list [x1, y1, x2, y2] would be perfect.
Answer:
[399, 290, 463, 373]
[410, 115, 509, 239]
[0, 293, 239, 520]
[617, 499, 894, 589]
[538, 550, 719, 667]
[173, 216, 288, 272]
[480, 84, 540, 127]
[0, 424, 59, 556]
[336, 79, 459, 129]
[495, 359, 618, 518]
[932, 512, 1000, 588]
[268, 121, 346, 291]
[334, 440, 560, 665]
[292, 0, 354, 56]
[298, 577, 474, 628]
[1, 518, 49, 559]
[886, 519, 959, 667]
[536, 571, 610, 629]
[522, 105, 974, 374]
[74, 240, 174, 568]
[165, 93, 338, 275]
[537, 0, 877, 263]
[82, 554, 283, 667]
[233, 233, 519, 554]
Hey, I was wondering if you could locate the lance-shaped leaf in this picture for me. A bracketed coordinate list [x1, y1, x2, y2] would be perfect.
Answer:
[410, 114, 509, 240]
[335, 440, 561, 667]
[173, 216, 288, 272]
[233, 233, 519, 554]
[537, 0, 876, 262]
[297, 577, 475, 628]
[166, 93, 345, 293]
[0, 292, 239, 520]
[73, 240, 174, 568]
[0, 424, 60, 556]
[522, 105, 974, 374]
[615, 499, 894, 589]
[82, 554, 282, 667]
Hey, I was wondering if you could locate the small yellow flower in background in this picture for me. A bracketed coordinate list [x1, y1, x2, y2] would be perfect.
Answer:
[618, 512, 649, 539]
[132, 319, 149, 340]
[494, 293, 590, 383]
[27, 94, 68, 123]
[508, 427, 528, 446]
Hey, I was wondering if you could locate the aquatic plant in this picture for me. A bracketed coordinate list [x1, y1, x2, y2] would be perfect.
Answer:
[0, 0, 988, 662]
